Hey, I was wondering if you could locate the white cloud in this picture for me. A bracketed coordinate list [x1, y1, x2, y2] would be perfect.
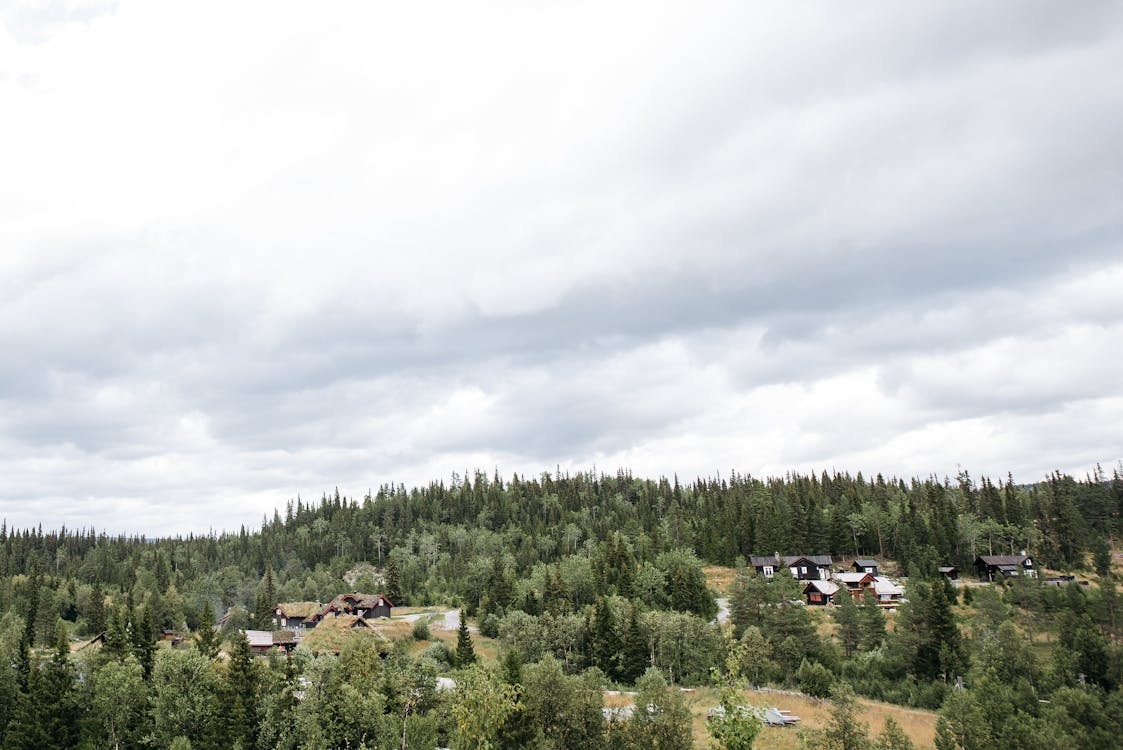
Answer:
[1, 1, 1121, 532]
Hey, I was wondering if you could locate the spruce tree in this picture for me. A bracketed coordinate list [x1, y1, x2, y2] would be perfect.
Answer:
[592, 598, 621, 680]
[196, 599, 221, 660]
[620, 604, 648, 684]
[859, 596, 886, 651]
[835, 592, 861, 658]
[36, 626, 79, 749]
[223, 631, 259, 749]
[104, 606, 130, 662]
[132, 604, 157, 679]
[385, 556, 404, 606]
[88, 578, 107, 635]
[456, 609, 477, 666]
[252, 567, 277, 629]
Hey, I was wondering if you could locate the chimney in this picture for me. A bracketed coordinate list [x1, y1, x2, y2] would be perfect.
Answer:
[775, 551, 781, 564]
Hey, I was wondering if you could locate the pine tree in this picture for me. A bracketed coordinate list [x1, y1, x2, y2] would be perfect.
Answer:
[456, 609, 477, 666]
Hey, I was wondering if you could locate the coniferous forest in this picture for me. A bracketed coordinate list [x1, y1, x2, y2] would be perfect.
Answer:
[1, 465, 1121, 749]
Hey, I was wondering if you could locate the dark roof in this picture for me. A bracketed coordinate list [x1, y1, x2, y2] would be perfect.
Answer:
[854, 559, 878, 567]
[751, 554, 833, 567]
[976, 555, 1031, 566]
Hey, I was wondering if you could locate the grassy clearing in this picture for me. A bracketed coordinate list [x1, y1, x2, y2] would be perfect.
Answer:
[704, 565, 736, 595]
[608, 685, 937, 749]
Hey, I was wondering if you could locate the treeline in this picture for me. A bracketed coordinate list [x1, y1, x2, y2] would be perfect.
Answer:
[1, 466, 1120, 632]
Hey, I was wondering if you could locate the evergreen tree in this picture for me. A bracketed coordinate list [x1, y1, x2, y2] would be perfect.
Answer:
[456, 609, 477, 666]
[133, 603, 157, 679]
[223, 631, 260, 749]
[36, 626, 79, 750]
[252, 567, 277, 629]
[621, 604, 649, 684]
[626, 667, 693, 750]
[104, 606, 130, 662]
[88, 578, 107, 635]
[858, 597, 886, 651]
[593, 597, 622, 679]
[385, 556, 404, 606]
[873, 717, 914, 750]
[195, 599, 220, 660]
[801, 684, 871, 750]
[835, 592, 861, 658]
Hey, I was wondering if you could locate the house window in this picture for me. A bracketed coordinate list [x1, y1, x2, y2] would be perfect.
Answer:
[763, 566, 774, 577]
[800, 566, 808, 575]
[811, 593, 821, 602]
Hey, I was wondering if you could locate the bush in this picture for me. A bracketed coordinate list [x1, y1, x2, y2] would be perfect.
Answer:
[479, 613, 500, 639]
[412, 618, 431, 641]
[420, 641, 455, 669]
[796, 659, 834, 699]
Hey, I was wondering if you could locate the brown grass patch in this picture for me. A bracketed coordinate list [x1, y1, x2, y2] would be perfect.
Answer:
[704, 566, 737, 595]
[610, 685, 936, 749]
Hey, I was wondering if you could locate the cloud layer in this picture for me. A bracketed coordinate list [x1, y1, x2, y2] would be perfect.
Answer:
[2, 1, 1122, 533]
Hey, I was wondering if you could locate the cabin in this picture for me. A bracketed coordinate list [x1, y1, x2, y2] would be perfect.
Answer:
[974, 554, 1035, 582]
[803, 579, 839, 606]
[244, 629, 298, 655]
[851, 559, 879, 576]
[834, 572, 877, 602]
[751, 554, 833, 580]
[305, 593, 394, 627]
[273, 601, 321, 629]
[873, 576, 904, 607]
[938, 566, 958, 580]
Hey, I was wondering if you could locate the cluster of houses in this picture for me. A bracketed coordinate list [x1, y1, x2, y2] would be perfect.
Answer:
[749, 554, 905, 608]
[233, 592, 395, 656]
[747, 552, 1041, 608]
[273, 592, 394, 629]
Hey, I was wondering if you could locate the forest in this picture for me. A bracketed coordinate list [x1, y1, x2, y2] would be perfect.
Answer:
[0, 465, 1121, 749]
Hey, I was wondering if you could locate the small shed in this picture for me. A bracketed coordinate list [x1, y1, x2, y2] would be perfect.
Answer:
[938, 566, 958, 580]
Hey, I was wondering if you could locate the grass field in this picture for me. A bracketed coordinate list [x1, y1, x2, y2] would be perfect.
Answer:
[609, 685, 937, 749]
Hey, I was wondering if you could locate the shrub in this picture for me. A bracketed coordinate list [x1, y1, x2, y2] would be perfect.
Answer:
[412, 618, 431, 641]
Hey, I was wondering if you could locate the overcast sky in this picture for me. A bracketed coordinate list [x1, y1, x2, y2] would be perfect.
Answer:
[2, 1, 1121, 535]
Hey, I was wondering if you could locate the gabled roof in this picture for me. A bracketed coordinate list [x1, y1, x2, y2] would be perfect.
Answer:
[853, 559, 878, 568]
[873, 577, 903, 596]
[275, 601, 321, 619]
[835, 572, 876, 585]
[803, 580, 839, 596]
[752, 554, 833, 567]
[976, 555, 1031, 566]
[938, 566, 957, 573]
[245, 629, 274, 648]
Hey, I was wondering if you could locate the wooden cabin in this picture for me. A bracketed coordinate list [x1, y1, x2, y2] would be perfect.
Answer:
[851, 559, 879, 576]
[751, 554, 833, 580]
[974, 554, 1035, 582]
[803, 579, 839, 606]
